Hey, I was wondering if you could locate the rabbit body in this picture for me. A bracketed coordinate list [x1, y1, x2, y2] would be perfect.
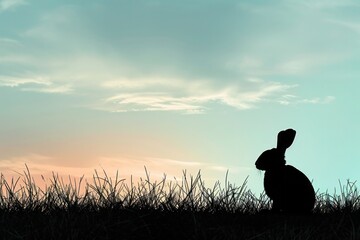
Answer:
[256, 129, 315, 213]
[264, 165, 315, 213]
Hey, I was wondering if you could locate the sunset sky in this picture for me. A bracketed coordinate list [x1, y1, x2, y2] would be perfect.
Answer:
[1, 0, 360, 194]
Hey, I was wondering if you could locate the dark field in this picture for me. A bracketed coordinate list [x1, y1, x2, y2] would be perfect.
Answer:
[1, 167, 360, 240]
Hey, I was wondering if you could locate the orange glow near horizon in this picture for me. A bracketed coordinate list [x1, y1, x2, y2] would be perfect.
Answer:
[0, 153, 232, 195]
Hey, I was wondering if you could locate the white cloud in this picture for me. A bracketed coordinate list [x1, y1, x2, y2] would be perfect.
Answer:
[99, 77, 335, 113]
[0, 2, 340, 113]
[21, 84, 73, 94]
[0, 0, 26, 11]
[105, 93, 207, 113]
[0, 75, 73, 94]
[300, 96, 336, 104]
[0, 75, 51, 87]
[101, 80, 296, 114]
[277, 95, 335, 105]
[102, 78, 184, 90]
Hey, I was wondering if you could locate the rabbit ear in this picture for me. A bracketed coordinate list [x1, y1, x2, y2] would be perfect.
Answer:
[277, 129, 296, 152]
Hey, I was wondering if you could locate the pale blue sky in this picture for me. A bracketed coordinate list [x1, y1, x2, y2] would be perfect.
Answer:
[0, 0, 360, 194]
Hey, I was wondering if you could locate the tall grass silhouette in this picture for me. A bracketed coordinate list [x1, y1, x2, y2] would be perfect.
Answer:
[1, 165, 360, 239]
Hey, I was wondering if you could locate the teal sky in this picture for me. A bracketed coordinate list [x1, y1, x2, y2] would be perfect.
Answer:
[1, 0, 360, 194]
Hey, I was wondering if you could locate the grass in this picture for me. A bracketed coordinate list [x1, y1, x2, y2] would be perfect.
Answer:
[0, 166, 360, 239]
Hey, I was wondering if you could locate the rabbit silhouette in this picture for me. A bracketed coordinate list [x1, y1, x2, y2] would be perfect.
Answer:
[255, 129, 315, 213]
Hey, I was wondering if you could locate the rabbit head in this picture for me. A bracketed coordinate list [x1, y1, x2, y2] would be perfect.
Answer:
[255, 129, 296, 171]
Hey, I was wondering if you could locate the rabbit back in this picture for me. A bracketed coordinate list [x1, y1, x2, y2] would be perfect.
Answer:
[264, 165, 315, 213]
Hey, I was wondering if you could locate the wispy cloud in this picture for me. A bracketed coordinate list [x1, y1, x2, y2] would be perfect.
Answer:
[21, 84, 73, 94]
[105, 93, 208, 114]
[299, 96, 335, 104]
[0, 1, 340, 113]
[0, 75, 51, 87]
[0, 75, 73, 94]
[0, 0, 26, 11]
[78, 74, 334, 113]
[101, 80, 296, 114]
[277, 95, 335, 105]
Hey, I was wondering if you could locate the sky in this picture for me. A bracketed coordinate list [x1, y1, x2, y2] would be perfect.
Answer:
[0, 0, 360, 195]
